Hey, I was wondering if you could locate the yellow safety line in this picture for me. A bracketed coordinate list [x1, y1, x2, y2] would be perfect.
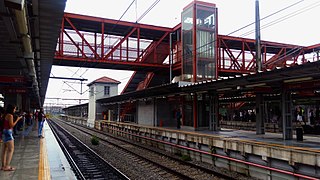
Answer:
[38, 136, 51, 180]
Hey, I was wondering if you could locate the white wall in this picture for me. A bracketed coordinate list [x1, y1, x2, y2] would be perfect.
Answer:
[137, 100, 155, 126]
[88, 82, 119, 127]
[95, 83, 118, 100]
[88, 85, 96, 127]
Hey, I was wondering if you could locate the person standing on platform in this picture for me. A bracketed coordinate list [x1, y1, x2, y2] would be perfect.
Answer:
[34, 110, 39, 127]
[38, 108, 45, 138]
[0, 106, 5, 143]
[176, 108, 182, 129]
[1, 104, 23, 171]
[309, 109, 315, 125]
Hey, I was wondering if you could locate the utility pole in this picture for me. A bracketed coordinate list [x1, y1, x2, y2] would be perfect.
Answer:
[255, 0, 262, 72]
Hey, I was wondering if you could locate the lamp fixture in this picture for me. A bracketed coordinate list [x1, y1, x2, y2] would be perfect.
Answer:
[245, 83, 266, 88]
[217, 87, 232, 91]
[283, 77, 313, 83]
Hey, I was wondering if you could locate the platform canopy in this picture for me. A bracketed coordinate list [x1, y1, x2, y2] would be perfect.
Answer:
[0, 0, 67, 107]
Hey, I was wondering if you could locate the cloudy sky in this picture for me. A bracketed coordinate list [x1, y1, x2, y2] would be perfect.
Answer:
[45, 0, 320, 107]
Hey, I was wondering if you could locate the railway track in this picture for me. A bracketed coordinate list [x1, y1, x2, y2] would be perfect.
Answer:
[48, 120, 130, 180]
[50, 118, 237, 180]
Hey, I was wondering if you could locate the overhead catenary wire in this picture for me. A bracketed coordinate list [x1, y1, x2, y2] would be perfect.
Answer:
[227, 0, 304, 36]
[136, 0, 160, 23]
[50, 72, 67, 98]
[239, 0, 320, 37]
[228, 1, 320, 65]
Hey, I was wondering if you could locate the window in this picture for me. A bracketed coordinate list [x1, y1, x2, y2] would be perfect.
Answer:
[104, 86, 110, 95]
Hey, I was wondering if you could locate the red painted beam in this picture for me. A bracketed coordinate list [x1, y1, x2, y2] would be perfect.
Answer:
[306, 43, 320, 50]
[54, 56, 169, 68]
[0, 76, 25, 83]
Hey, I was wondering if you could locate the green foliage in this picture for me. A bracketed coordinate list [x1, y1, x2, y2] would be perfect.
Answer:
[91, 136, 99, 145]
[174, 150, 182, 156]
[181, 154, 191, 161]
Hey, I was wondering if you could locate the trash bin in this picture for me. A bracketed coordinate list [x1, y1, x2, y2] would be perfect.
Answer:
[296, 127, 303, 141]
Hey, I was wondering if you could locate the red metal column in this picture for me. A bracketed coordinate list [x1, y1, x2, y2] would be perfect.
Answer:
[242, 41, 245, 70]
[60, 17, 65, 56]
[120, 43, 122, 61]
[82, 34, 84, 57]
[137, 27, 140, 61]
[101, 22, 104, 59]
[215, 8, 219, 78]
[264, 45, 267, 64]
[94, 32, 97, 59]
[126, 39, 129, 61]
[181, 96, 184, 126]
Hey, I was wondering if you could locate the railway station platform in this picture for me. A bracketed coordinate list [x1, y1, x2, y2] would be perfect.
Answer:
[0, 121, 75, 180]
[100, 121, 320, 151]
[99, 121, 320, 179]
[179, 127, 320, 150]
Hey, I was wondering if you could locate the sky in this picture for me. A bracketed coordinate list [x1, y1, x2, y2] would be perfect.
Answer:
[44, 0, 320, 107]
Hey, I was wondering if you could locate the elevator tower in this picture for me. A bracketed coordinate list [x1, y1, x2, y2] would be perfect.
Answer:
[182, 1, 218, 82]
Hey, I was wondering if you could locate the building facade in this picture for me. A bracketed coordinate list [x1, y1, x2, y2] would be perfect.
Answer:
[87, 76, 120, 127]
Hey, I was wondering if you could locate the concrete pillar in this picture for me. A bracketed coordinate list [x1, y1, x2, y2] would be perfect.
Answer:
[4, 93, 22, 111]
[24, 95, 31, 113]
[316, 102, 319, 124]
[117, 103, 120, 122]
[153, 98, 156, 127]
[209, 91, 220, 131]
[108, 109, 111, 121]
[22, 94, 30, 111]
[87, 87, 96, 127]
[256, 93, 265, 134]
[281, 90, 293, 140]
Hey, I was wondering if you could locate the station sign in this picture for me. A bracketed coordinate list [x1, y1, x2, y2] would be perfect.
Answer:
[2, 87, 27, 94]
[284, 80, 320, 90]
[7, 88, 27, 93]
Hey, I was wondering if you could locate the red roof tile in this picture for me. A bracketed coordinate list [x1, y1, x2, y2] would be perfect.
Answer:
[87, 76, 120, 86]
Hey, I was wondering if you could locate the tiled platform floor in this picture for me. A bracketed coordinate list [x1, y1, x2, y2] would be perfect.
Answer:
[0, 121, 76, 180]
